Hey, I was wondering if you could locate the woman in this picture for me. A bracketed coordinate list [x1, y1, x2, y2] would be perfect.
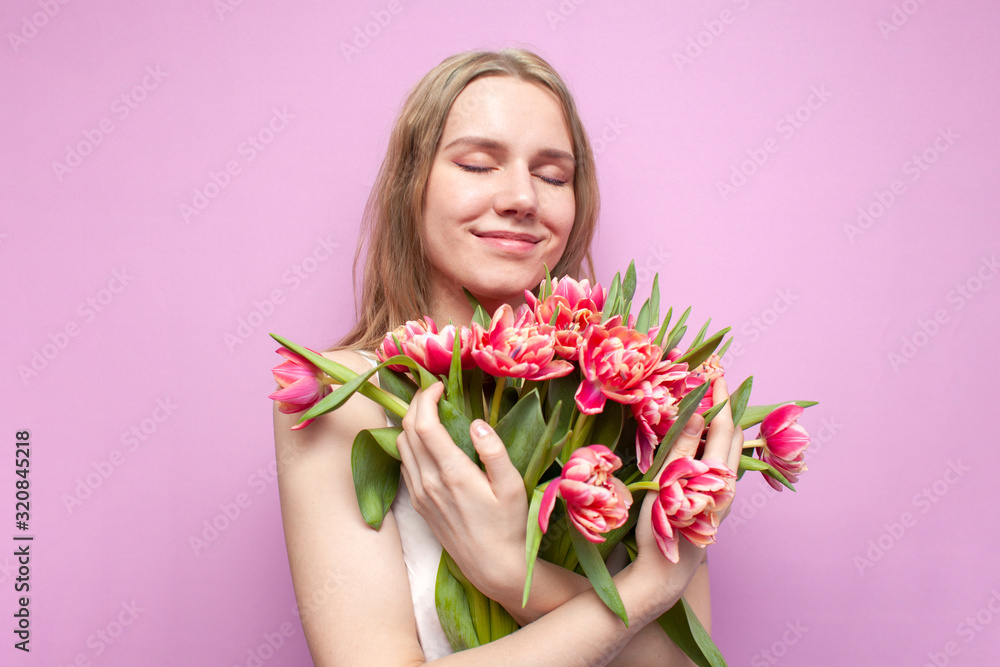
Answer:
[274, 48, 743, 665]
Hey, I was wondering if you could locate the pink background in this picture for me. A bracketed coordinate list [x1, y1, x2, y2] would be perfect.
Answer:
[3, 1, 999, 665]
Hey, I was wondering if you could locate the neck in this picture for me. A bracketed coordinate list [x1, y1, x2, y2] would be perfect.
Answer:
[428, 285, 527, 328]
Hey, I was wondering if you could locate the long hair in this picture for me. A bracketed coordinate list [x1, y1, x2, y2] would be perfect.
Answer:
[336, 48, 600, 351]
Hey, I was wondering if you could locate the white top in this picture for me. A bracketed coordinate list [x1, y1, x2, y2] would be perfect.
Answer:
[358, 352, 454, 660]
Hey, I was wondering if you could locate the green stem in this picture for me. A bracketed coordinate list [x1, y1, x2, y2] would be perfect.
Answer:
[357, 382, 409, 419]
[626, 481, 660, 493]
[743, 438, 764, 449]
[488, 376, 507, 427]
[567, 412, 594, 457]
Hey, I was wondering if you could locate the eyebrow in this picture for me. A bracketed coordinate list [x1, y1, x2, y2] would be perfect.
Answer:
[442, 136, 576, 166]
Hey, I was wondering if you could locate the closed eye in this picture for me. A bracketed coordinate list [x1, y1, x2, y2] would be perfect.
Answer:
[456, 163, 493, 173]
[457, 163, 568, 187]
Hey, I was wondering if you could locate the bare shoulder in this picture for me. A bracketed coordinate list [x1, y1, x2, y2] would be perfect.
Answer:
[273, 347, 422, 665]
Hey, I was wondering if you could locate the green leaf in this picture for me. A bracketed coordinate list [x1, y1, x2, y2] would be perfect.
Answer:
[657, 596, 728, 667]
[728, 376, 754, 426]
[523, 401, 563, 492]
[568, 516, 628, 626]
[739, 400, 818, 429]
[446, 324, 463, 406]
[716, 336, 733, 359]
[604, 271, 622, 319]
[664, 324, 687, 355]
[542, 264, 553, 299]
[363, 427, 401, 459]
[650, 274, 661, 327]
[590, 400, 624, 452]
[635, 299, 652, 335]
[676, 327, 731, 370]
[494, 390, 547, 476]
[658, 304, 672, 337]
[473, 305, 491, 329]
[739, 454, 795, 491]
[350, 430, 401, 529]
[522, 485, 546, 608]
[690, 317, 712, 349]
[643, 382, 711, 481]
[377, 367, 416, 405]
[444, 552, 491, 646]
[489, 598, 518, 641]
[462, 287, 484, 315]
[663, 306, 691, 351]
[546, 372, 578, 443]
[439, 398, 480, 467]
[623, 260, 637, 304]
[700, 397, 729, 425]
[467, 368, 485, 422]
[435, 553, 479, 651]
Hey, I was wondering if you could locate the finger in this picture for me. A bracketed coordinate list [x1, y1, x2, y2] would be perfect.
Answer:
[728, 427, 743, 472]
[470, 419, 522, 501]
[395, 430, 423, 496]
[703, 378, 736, 465]
[652, 412, 705, 483]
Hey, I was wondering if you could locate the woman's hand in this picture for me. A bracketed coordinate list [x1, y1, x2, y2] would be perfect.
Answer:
[628, 377, 744, 609]
[395, 382, 529, 599]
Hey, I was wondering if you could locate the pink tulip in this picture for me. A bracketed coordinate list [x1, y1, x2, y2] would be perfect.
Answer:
[539, 445, 633, 543]
[630, 360, 689, 472]
[269, 348, 332, 430]
[662, 353, 724, 416]
[651, 456, 735, 563]
[376, 317, 473, 375]
[575, 318, 663, 414]
[758, 404, 810, 491]
[525, 277, 605, 361]
[470, 304, 574, 381]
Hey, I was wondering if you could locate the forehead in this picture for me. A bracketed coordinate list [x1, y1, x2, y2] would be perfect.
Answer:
[440, 76, 573, 152]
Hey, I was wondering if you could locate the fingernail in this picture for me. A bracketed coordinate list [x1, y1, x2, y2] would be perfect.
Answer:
[472, 420, 491, 437]
[683, 416, 702, 435]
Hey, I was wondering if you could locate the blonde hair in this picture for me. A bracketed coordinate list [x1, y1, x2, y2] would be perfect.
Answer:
[336, 48, 600, 350]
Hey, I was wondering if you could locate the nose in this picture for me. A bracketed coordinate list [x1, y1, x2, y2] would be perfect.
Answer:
[493, 162, 538, 221]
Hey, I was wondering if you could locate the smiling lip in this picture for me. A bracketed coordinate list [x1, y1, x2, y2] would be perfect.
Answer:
[473, 231, 539, 254]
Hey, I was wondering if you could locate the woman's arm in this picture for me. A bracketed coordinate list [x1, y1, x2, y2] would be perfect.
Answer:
[394, 378, 741, 665]
[275, 350, 427, 665]
[277, 351, 736, 665]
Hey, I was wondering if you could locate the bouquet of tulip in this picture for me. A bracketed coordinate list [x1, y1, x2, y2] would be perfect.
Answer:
[269, 263, 814, 667]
